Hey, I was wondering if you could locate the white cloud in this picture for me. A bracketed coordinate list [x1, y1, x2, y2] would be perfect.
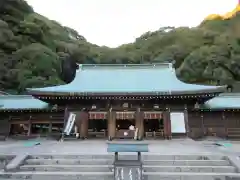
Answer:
[26, 0, 237, 47]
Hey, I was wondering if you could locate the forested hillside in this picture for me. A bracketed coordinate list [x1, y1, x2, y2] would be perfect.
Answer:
[1, 0, 240, 94]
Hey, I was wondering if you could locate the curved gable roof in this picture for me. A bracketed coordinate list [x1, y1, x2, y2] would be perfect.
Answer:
[27, 63, 226, 95]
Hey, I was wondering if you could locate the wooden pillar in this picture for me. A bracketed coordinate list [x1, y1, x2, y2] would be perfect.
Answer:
[163, 107, 171, 139]
[222, 112, 227, 138]
[167, 108, 172, 139]
[80, 111, 89, 139]
[61, 107, 69, 140]
[74, 112, 81, 139]
[108, 110, 116, 140]
[8, 116, 11, 137]
[27, 117, 32, 136]
[135, 109, 144, 140]
[163, 110, 169, 139]
[201, 112, 205, 137]
[48, 122, 52, 134]
[184, 105, 189, 137]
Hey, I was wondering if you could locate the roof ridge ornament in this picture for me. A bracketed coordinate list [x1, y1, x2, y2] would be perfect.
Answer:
[79, 63, 173, 69]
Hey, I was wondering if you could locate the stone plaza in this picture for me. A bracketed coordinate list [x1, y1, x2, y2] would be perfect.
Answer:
[0, 139, 240, 179]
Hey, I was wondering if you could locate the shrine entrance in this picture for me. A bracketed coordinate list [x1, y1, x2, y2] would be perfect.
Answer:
[143, 112, 165, 139]
[75, 111, 168, 140]
[115, 111, 136, 139]
[88, 112, 108, 138]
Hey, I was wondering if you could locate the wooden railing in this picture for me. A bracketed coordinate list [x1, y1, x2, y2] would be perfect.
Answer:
[227, 128, 240, 139]
[145, 132, 153, 138]
[153, 130, 164, 138]
[144, 130, 164, 139]
[88, 130, 107, 138]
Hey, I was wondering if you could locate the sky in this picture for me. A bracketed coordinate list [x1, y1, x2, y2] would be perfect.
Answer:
[26, 0, 237, 48]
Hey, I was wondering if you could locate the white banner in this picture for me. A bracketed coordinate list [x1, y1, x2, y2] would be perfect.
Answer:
[64, 113, 76, 135]
[170, 112, 186, 133]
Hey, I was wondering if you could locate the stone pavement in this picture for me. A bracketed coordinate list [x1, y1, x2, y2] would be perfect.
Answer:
[0, 138, 238, 156]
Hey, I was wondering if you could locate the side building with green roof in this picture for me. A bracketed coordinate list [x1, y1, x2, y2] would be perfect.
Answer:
[188, 93, 240, 139]
[0, 95, 64, 139]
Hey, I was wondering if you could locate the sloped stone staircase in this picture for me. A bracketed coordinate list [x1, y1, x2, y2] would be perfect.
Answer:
[1, 155, 114, 180]
[0, 155, 14, 170]
[0, 154, 240, 180]
[143, 155, 240, 180]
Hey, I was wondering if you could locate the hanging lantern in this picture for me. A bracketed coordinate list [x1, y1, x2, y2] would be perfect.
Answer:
[194, 102, 200, 109]
[123, 103, 128, 108]
[153, 104, 159, 109]
[91, 104, 97, 110]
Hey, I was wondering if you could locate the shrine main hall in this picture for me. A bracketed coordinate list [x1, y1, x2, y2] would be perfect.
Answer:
[1, 63, 240, 140]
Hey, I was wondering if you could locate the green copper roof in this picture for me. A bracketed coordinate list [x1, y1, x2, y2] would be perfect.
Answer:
[204, 93, 240, 109]
[0, 95, 49, 110]
[27, 63, 226, 95]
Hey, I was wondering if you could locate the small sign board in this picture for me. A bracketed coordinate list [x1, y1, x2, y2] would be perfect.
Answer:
[170, 112, 186, 133]
[64, 113, 76, 135]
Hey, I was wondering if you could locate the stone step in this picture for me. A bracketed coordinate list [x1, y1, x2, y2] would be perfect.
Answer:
[1, 171, 240, 180]
[0, 172, 113, 180]
[19, 164, 236, 173]
[28, 155, 113, 160]
[19, 165, 114, 172]
[142, 155, 226, 161]
[143, 172, 240, 180]
[143, 160, 231, 166]
[25, 159, 113, 165]
[143, 165, 237, 173]
[25, 158, 231, 167]
[28, 154, 226, 161]
[62, 137, 81, 141]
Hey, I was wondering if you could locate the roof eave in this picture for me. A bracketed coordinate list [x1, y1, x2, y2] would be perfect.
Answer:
[0, 105, 54, 112]
[27, 86, 226, 96]
[201, 106, 240, 110]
